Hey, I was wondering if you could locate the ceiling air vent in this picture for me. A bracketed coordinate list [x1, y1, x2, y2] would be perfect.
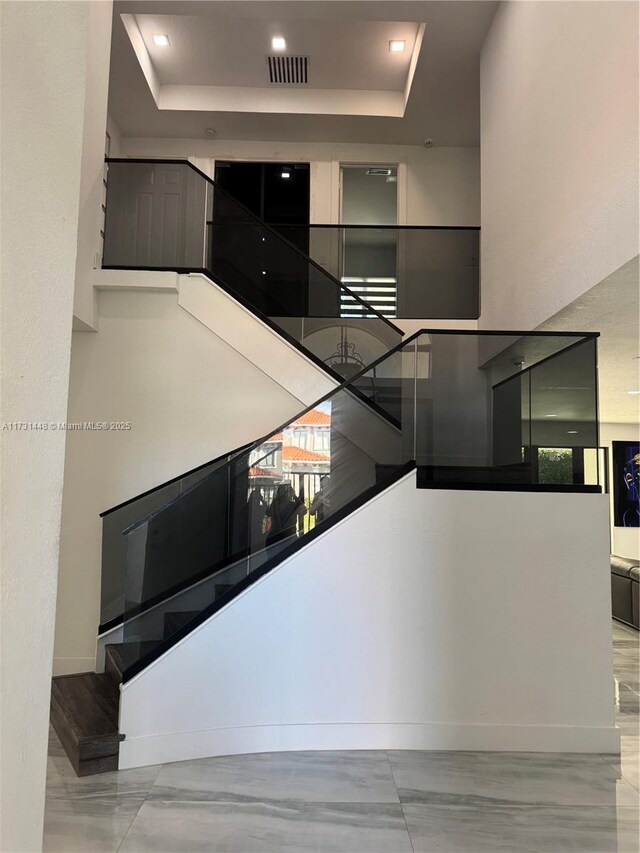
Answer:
[268, 55, 308, 85]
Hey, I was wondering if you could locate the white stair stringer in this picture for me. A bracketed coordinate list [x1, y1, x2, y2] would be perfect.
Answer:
[178, 273, 337, 407]
[94, 268, 338, 408]
[176, 273, 404, 465]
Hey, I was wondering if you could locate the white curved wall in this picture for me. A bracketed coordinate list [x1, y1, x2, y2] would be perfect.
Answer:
[119, 471, 616, 769]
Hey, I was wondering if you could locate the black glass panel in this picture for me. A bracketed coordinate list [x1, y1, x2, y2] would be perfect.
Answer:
[417, 333, 599, 488]
[278, 225, 480, 320]
[99, 452, 242, 629]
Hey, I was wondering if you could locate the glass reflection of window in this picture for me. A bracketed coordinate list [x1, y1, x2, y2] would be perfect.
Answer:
[340, 277, 398, 319]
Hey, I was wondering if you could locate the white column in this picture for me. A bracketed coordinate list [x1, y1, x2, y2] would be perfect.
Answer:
[0, 2, 110, 849]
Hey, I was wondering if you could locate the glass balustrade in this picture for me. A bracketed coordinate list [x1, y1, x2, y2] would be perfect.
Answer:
[276, 224, 480, 320]
[99, 330, 602, 680]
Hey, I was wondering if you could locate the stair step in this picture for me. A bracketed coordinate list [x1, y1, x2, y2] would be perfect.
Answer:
[106, 641, 161, 677]
[104, 643, 123, 686]
[50, 672, 124, 776]
[163, 610, 200, 639]
[162, 587, 235, 640]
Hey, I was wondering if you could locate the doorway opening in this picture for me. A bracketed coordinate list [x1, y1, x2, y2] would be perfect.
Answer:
[214, 161, 310, 254]
[339, 165, 399, 319]
[211, 161, 311, 316]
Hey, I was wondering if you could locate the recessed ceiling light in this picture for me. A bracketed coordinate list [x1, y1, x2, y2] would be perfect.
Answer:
[544, 414, 558, 418]
[272, 36, 286, 50]
[389, 40, 406, 52]
[567, 430, 579, 434]
[628, 390, 640, 395]
[153, 34, 170, 47]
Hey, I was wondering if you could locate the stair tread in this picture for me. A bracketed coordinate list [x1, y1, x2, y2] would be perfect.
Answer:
[105, 643, 123, 674]
[106, 641, 163, 675]
[51, 673, 123, 745]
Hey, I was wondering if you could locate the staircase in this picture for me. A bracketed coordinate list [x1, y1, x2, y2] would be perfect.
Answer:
[51, 158, 601, 775]
[50, 159, 407, 774]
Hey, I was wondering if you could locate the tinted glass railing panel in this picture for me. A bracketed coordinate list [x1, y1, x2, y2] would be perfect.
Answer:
[103, 160, 402, 380]
[418, 333, 600, 487]
[99, 451, 243, 629]
[278, 225, 480, 320]
[110, 330, 600, 678]
[103, 162, 208, 269]
[120, 344, 417, 675]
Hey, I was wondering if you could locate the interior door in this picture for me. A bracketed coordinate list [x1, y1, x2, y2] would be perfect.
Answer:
[102, 161, 211, 269]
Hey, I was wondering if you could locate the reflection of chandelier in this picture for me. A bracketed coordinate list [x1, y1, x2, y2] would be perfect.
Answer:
[325, 329, 366, 378]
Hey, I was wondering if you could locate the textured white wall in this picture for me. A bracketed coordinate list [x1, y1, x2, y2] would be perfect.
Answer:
[601, 422, 640, 560]
[480, 0, 639, 331]
[120, 472, 616, 769]
[0, 3, 91, 850]
[54, 284, 332, 676]
[119, 137, 481, 227]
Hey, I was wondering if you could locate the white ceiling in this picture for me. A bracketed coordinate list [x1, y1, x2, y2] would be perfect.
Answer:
[134, 16, 420, 90]
[537, 255, 640, 425]
[108, 0, 498, 145]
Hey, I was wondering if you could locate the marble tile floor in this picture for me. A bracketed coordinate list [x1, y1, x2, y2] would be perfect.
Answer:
[43, 621, 639, 853]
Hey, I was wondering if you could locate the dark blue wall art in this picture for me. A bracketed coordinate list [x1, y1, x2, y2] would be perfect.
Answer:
[613, 441, 640, 527]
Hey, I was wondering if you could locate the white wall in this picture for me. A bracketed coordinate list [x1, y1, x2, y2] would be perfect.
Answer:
[54, 283, 333, 676]
[120, 471, 616, 769]
[119, 137, 480, 227]
[601, 422, 640, 560]
[480, 0, 639, 331]
[72, 1, 113, 332]
[0, 3, 93, 850]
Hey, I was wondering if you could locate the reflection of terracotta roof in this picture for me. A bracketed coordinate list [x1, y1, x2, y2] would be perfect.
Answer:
[249, 465, 279, 478]
[266, 433, 283, 441]
[282, 446, 330, 462]
[293, 409, 331, 426]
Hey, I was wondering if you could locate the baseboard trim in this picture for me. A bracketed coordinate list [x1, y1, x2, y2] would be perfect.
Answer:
[118, 721, 620, 769]
[52, 656, 96, 677]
